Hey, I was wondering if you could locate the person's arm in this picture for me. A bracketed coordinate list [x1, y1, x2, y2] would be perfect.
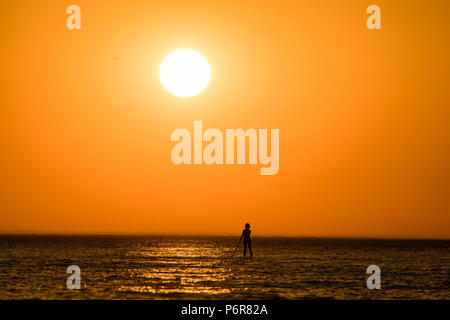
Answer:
[239, 230, 244, 241]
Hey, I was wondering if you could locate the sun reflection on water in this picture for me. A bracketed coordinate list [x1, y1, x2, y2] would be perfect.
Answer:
[118, 242, 236, 297]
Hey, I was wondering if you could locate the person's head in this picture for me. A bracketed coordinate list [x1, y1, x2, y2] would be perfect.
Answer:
[245, 223, 250, 229]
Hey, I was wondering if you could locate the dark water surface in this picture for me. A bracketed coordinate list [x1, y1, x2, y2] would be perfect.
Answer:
[0, 236, 449, 299]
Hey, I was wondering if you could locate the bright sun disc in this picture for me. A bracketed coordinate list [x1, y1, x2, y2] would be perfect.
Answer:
[160, 50, 211, 97]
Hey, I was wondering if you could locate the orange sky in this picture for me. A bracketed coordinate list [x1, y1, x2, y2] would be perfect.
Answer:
[1, 0, 449, 238]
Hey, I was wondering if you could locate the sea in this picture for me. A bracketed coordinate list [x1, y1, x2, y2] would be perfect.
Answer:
[0, 235, 448, 299]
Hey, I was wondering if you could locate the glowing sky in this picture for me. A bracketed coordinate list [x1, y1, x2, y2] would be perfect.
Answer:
[1, 0, 449, 238]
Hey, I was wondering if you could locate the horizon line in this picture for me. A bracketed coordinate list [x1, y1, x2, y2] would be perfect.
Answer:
[0, 232, 449, 241]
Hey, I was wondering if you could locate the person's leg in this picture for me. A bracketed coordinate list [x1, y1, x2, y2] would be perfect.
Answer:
[243, 241, 247, 256]
[248, 241, 253, 257]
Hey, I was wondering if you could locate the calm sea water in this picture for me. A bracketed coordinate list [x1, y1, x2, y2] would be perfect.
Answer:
[0, 236, 449, 299]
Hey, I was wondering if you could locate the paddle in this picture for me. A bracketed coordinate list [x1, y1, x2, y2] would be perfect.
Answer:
[231, 237, 242, 257]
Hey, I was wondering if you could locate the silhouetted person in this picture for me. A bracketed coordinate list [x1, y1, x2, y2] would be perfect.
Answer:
[240, 223, 252, 257]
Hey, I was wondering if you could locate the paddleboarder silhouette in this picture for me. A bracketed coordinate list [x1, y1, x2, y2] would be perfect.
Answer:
[232, 223, 253, 257]
[241, 223, 253, 257]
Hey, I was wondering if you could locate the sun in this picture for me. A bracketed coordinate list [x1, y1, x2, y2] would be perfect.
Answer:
[160, 50, 211, 98]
